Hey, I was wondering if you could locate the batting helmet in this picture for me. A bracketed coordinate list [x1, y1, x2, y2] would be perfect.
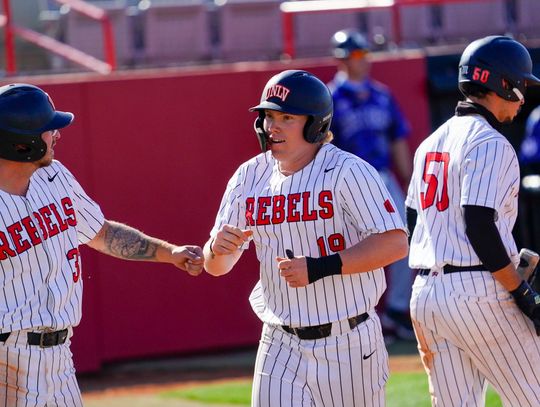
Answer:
[331, 29, 369, 59]
[250, 70, 333, 151]
[0, 84, 74, 162]
[459, 36, 540, 102]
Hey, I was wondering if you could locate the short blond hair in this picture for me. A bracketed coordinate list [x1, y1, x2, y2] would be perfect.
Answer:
[321, 130, 334, 144]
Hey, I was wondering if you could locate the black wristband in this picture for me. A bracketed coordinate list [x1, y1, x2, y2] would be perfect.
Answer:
[510, 280, 534, 299]
[306, 254, 343, 284]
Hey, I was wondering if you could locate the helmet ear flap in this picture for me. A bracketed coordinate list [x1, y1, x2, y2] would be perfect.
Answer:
[254, 113, 268, 153]
[303, 116, 315, 143]
[304, 114, 332, 144]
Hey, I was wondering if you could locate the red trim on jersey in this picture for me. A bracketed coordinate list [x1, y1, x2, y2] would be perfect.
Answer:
[384, 199, 395, 213]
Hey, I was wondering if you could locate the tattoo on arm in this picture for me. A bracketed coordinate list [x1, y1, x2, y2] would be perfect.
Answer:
[104, 222, 158, 260]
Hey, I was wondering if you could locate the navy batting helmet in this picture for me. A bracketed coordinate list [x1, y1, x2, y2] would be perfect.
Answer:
[331, 29, 369, 59]
[0, 84, 74, 162]
[250, 70, 333, 151]
[459, 36, 540, 102]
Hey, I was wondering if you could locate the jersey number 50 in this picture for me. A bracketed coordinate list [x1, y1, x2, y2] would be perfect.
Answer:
[420, 152, 449, 211]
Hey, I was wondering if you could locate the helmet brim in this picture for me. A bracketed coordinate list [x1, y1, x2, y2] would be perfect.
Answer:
[43, 111, 74, 131]
[249, 101, 314, 116]
[525, 72, 540, 86]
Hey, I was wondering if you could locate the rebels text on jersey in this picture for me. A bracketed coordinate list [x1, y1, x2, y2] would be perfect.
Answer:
[212, 143, 405, 327]
[0, 160, 104, 333]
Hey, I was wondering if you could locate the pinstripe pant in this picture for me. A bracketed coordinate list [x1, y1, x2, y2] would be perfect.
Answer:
[0, 329, 82, 407]
[411, 271, 540, 407]
[252, 313, 388, 407]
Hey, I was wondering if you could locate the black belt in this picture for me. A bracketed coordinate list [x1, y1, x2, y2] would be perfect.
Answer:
[418, 264, 488, 276]
[0, 329, 68, 348]
[282, 313, 369, 340]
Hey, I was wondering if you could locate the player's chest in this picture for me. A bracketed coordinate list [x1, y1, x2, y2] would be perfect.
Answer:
[243, 176, 337, 227]
[0, 189, 78, 261]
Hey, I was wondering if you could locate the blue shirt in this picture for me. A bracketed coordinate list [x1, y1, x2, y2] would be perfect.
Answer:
[328, 73, 410, 172]
[520, 105, 540, 165]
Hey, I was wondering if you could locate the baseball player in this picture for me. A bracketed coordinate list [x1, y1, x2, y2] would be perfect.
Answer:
[203, 70, 408, 407]
[0, 83, 204, 406]
[406, 36, 540, 406]
[327, 30, 415, 341]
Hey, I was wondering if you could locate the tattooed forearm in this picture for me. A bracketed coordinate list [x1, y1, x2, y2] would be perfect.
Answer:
[103, 222, 159, 260]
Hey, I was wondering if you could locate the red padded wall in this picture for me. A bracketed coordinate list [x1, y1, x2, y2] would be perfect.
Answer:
[6, 52, 429, 372]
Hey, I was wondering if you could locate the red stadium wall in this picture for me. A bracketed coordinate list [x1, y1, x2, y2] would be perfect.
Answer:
[8, 52, 429, 373]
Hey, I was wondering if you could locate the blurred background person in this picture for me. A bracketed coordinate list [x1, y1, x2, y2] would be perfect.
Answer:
[519, 104, 540, 176]
[327, 29, 414, 342]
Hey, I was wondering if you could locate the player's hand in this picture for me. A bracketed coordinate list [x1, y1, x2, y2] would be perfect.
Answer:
[212, 225, 253, 256]
[277, 255, 309, 288]
[170, 245, 204, 276]
[510, 280, 540, 335]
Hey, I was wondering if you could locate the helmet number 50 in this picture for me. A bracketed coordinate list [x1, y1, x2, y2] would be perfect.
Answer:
[420, 152, 450, 211]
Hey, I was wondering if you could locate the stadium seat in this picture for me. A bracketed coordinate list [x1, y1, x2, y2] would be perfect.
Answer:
[515, 0, 540, 39]
[364, 8, 394, 50]
[64, 0, 133, 67]
[438, 0, 507, 43]
[399, 5, 434, 47]
[294, 11, 357, 58]
[218, 0, 282, 62]
[142, 0, 212, 65]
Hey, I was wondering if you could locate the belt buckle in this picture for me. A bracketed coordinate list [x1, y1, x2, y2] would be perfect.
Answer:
[39, 329, 54, 348]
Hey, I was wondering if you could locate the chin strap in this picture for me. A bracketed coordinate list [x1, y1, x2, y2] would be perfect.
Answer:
[253, 116, 268, 153]
[512, 87, 524, 102]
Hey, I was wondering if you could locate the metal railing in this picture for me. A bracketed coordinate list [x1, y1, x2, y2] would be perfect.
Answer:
[0, 0, 116, 75]
[280, 0, 500, 59]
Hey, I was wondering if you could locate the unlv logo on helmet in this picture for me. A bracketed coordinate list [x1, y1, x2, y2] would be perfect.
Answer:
[265, 84, 290, 102]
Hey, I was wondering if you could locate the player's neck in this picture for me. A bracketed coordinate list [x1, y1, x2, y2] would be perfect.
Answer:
[0, 160, 35, 196]
[466, 95, 502, 122]
[277, 144, 322, 176]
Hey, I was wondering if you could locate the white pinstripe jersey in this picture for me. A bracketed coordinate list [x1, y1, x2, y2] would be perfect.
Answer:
[0, 160, 104, 333]
[406, 114, 520, 269]
[212, 143, 405, 327]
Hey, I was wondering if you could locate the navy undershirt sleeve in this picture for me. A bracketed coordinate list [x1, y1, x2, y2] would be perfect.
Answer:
[406, 206, 417, 244]
[463, 205, 511, 272]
